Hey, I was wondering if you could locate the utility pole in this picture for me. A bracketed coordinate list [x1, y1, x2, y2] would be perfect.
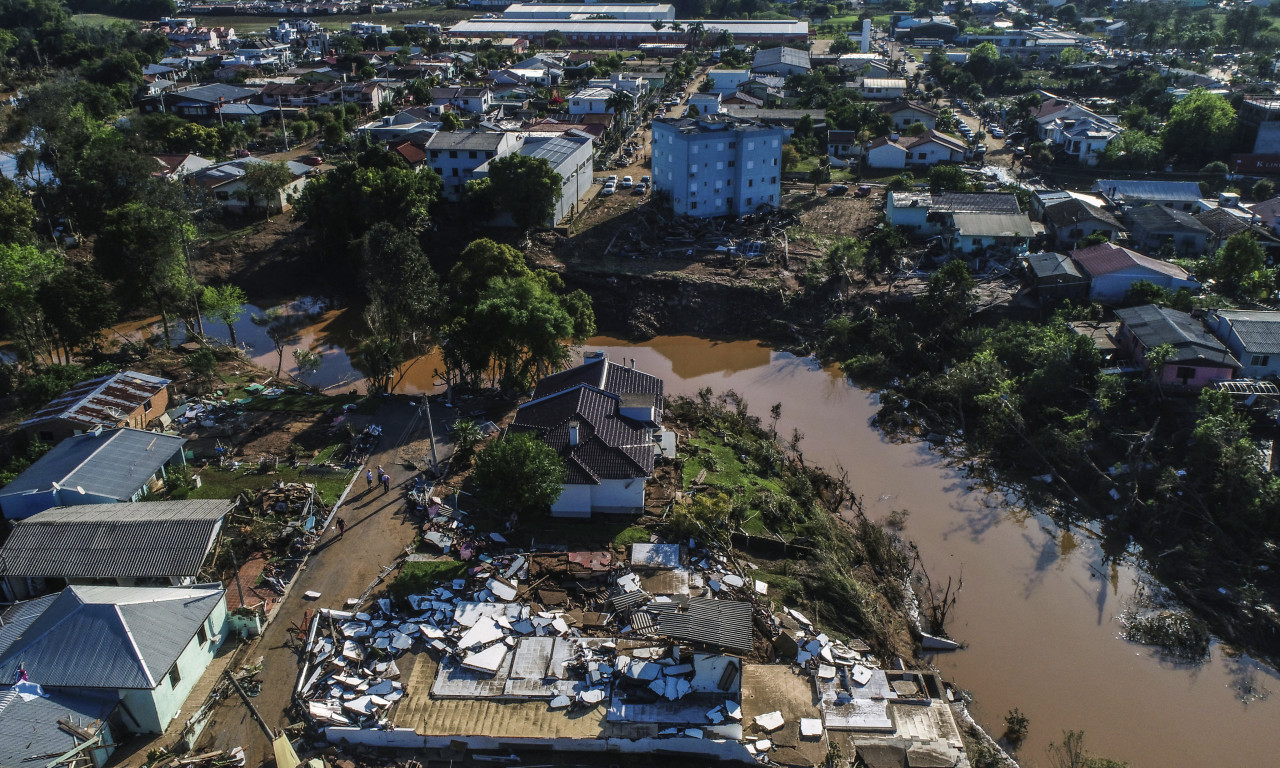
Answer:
[420, 397, 440, 477]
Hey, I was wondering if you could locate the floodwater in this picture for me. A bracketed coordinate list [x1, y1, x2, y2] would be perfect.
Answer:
[579, 335, 1280, 768]
[108, 308, 1280, 766]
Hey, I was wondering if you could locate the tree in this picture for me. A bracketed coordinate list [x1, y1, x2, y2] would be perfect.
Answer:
[781, 143, 800, 173]
[361, 223, 442, 386]
[471, 431, 566, 517]
[1199, 161, 1230, 195]
[1161, 89, 1236, 167]
[1100, 131, 1163, 170]
[293, 156, 442, 261]
[0, 176, 37, 245]
[293, 348, 323, 380]
[1252, 178, 1275, 202]
[188, 348, 218, 388]
[252, 307, 310, 378]
[0, 244, 62, 363]
[486, 154, 564, 234]
[239, 160, 296, 218]
[440, 111, 464, 131]
[95, 203, 195, 347]
[925, 259, 976, 324]
[928, 164, 972, 193]
[201, 284, 247, 345]
[826, 237, 866, 282]
[38, 262, 118, 361]
[1202, 232, 1272, 300]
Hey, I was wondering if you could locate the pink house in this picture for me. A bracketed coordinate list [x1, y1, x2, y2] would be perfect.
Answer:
[1113, 304, 1239, 388]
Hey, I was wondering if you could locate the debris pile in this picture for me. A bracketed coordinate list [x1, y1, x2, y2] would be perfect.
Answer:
[148, 748, 246, 768]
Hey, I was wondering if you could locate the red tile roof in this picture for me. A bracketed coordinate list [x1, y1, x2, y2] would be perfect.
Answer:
[1070, 242, 1189, 280]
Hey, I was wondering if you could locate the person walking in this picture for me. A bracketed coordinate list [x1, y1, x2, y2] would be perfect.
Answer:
[336, 517, 346, 538]
[365, 469, 373, 489]
[382, 473, 391, 493]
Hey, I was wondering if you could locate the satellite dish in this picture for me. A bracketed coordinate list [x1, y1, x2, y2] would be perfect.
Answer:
[76, 486, 85, 495]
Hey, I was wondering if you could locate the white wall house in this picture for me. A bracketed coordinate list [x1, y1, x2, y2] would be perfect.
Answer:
[190, 158, 312, 215]
[1207, 310, 1280, 379]
[852, 77, 907, 100]
[424, 130, 524, 200]
[511, 354, 665, 518]
[567, 86, 622, 116]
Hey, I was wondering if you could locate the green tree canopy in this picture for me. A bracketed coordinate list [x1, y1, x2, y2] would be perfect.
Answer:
[1100, 131, 1163, 171]
[95, 202, 195, 346]
[0, 244, 63, 362]
[240, 160, 297, 217]
[486, 153, 564, 233]
[1161, 89, 1236, 167]
[928, 164, 972, 193]
[201, 284, 247, 345]
[1201, 232, 1273, 300]
[472, 431, 567, 517]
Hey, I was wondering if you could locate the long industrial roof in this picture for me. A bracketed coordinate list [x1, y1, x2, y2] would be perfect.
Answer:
[448, 19, 809, 34]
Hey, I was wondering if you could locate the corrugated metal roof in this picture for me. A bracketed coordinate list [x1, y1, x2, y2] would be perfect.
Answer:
[1114, 305, 1239, 367]
[950, 212, 1036, 238]
[643, 598, 753, 652]
[1025, 252, 1084, 279]
[0, 585, 224, 690]
[1094, 179, 1203, 203]
[0, 500, 230, 580]
[753, 45, 810, 69]
[1214, 310, 1280, 355]
[1070, 242, 1191, 281]
[0, 428, 186, 504]
[20, 371, 170, 431]
[0, 686, 118, 767]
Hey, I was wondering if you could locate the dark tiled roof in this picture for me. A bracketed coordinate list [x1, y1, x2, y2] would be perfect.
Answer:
[1194, 207, 1250, 239]
[1044, 198, 1122, 230]
[878, 99, 939, 117]
[1025, 252, 1084, 280]
[1212, 310, 1280, 355]
[1125, 204, 1213, 235]
[511, 385, 654, 484]
[1115, 304, 1239, 367]
[933, 192, 1021, 215]
[0, 500, 230, 579]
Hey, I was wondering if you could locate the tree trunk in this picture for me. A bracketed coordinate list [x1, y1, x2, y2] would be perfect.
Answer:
[227, 320, 238, 346]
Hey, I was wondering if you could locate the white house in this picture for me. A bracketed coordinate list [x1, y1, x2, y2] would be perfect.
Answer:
[511, 134, 595, 225]
[0, 584, 229, 735]
[879, 100, 940, 131]
[705, 69, 752, 95]
[851, 77, 907, 100]
[424, 129, 524, 200]
[865, 130, 966, 169]
[751, 45, 811, 76]
[567, 86, 624, 116]
[188, 157, 312, 215]
[687, 92, 722, 115]
[511, 353, 666, 517]
[1207, 310, 1280, 379]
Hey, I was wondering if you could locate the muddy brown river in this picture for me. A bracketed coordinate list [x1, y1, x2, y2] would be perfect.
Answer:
[153, 306, 1280, 767]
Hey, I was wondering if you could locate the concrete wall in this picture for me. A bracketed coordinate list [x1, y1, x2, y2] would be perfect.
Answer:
[324, 727, 756, 762]
[124, 595, 229, 733]
[551, 483, 592, 517]
[867, 143, 907, 169]
[1208, 315, 1280, 379]
[592, 477, 644, 511]
[885, 200, 931, 234]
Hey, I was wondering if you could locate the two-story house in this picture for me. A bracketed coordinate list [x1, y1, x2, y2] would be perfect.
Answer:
[424, 130, 524, 200]
[1207, 310, 1280, 379]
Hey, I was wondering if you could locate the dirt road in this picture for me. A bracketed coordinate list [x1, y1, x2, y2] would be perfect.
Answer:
[192, 397, 455, 766]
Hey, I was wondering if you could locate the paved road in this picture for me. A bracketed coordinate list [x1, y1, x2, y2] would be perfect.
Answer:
[195, 397, 454, 767]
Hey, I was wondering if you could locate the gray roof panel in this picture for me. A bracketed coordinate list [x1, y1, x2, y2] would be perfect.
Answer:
[1115, 305, 1239, 367]
[0, 429, 186, 503]
[1215, 310, 1280, 355]
[0, 585, 224, 690]
[0, 686, 118, 768]
[643, 598, 753, 652]
[0, 500, 231, 580]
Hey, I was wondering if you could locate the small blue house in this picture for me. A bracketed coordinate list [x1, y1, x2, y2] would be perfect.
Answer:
[0, 428, 186, 520]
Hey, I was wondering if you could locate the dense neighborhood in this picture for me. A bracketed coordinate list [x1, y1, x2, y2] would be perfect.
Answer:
[3, 0, 1280, 767]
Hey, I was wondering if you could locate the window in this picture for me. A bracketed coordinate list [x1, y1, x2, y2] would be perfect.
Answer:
[145, 397, 155, 413]
[747, 160, 755, 169]
[748, 179, 754, 187]
[917, 153, 926, 159]
[690, 201, 697, 210]
[1251, 354, 1271, 367]
[468, 151, 477, 159]
[168, 665, 182, 688]
[197, 623, 209, 645]
[216, 191, 230, 201]
[716, 161, 724, 170]
[449, 150, 458, 159]
[728, 141, 736, 149]
[38, 430, 54, 442]
[746, 197, 752, 206]
[747, 141, 755, 150]
[770, 176, 777, 184]
[1175, 366, 1196, 381]
[451, 168, 459, 177]
[728, 160, 735, 168]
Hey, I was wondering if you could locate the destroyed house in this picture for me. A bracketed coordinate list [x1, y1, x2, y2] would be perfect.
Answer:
[21, 370, 171, 445]
[0, 584, 228, 735]
[0, 499, 232, 602]
[0, 429, 187, 521]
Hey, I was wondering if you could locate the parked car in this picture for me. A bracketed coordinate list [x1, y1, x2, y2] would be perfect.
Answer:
[641, 175, 651, 184]
[825, 184, 849, 196]
[633, 182, 648, 195]
[990, 127, 1005, 139]
[1013, 146, 1026, 159]
[621, 175, 633, 188]
[855, 184, 873, 197]
[607, 175, 618, 184]
[301, 155, 324, 166]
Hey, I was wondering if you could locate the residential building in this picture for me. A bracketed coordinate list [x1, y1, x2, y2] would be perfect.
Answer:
[140, 83, 257, 122]
[152, 154, 214, 182]
[826, 130, 865, 160]
[1207, 310, 1280, 379]
[1239, 95, 1280, 154]
[1057, 116, 1120, 166]
[751, 45, 811, 76]
[259, 81, 344, 107]
[865, 129, 966, 169]
[1042, 198, 1123, 249]
[651, 115, 786, 218]
[20, 371, 171, 445]
[187, 157, 312, 215]
[1022, 251, 1090, 304]
[0, 428, 187, 521]
[567, 86, 626, 116]
[879, 100, 939, 131]
[885, 191, 1022, 236]
[357, 109, 440, 142]
[233, 39, 294, 69]
[0, 584, 229, 735]
[513, 134, 595, 225]
[429, 86, 493, 114]
[0, 499, 232, 602]
[705, 69, 752, 95]
[1114, 305, 1239, 388]
[1070, 242, 1199, 304]
[445, 19, 810, 46]
[851, 77, 907, 100]
[502, 3, 676, 20]
[1194, 207, 1254, 252]
[0, 679, 121, 768]
[1124, 203, 1213, 255]
[943, 212, 1037, 256]
[510, 353, 666, 517]
[838, 53, 893, 79]
[1093, 179, 1204, 212]
[1249, 195, 1280, 237]
[425, 130, 524, 200]
[687, 92, 722, 115]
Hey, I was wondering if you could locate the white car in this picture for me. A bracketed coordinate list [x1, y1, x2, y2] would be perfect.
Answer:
[990, 127, 1005, 139]
[621, 175, 633, 189]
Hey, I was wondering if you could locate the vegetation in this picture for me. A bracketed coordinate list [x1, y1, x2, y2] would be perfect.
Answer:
[471, 431, 567, 518]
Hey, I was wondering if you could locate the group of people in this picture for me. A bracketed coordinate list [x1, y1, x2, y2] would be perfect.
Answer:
[365, 464, 392, 493]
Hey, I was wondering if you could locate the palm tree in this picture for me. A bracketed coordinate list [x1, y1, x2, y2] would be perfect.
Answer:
[856, 129, 871, 181]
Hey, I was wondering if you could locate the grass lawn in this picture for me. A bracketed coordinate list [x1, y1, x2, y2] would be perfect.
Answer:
[681, 436, 784, 496]
[612, 525, 652, 549]
[189, 463, 355, 506]
[387, 559, 470, 603]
